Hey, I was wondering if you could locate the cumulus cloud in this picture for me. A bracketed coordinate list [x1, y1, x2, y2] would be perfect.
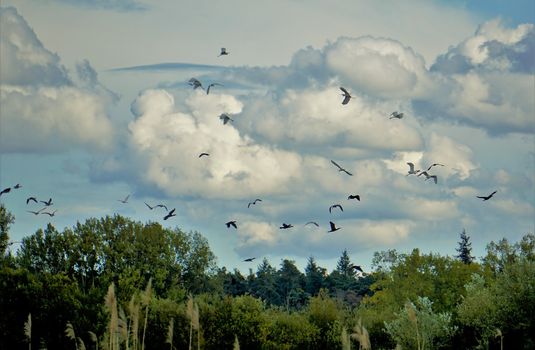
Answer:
[0, 7, 115, 153]
[128, 89, 303, 199]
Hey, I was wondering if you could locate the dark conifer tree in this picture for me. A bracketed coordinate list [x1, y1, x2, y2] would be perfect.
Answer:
[456, 229, 474, 264]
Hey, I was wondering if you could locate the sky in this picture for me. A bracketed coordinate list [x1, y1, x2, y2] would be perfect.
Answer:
[0, 0, 534, 274]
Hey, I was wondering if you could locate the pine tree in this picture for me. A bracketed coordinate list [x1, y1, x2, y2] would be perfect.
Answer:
[456, 229, 474, 264]
[337, 250, 353, 276]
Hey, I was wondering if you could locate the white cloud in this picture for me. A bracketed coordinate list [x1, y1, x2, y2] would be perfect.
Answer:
[0, 7, 115, 153]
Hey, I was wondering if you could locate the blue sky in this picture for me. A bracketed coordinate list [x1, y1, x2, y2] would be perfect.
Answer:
[1, 0, 534, 273]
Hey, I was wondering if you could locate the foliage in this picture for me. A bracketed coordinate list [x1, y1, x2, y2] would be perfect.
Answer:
[456, 229, 474, 264]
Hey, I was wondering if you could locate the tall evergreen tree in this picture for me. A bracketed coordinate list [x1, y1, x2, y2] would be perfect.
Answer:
[304, 256, 326, 296]
[456, 229, 474, 264]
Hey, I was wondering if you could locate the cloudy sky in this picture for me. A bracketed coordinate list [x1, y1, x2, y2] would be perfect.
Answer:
[1, 0, 534, 273]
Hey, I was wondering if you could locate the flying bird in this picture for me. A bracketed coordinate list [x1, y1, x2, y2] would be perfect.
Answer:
[328, 221, 341, 233]
[340, 87, 352, 105]
[218, 48, 229, 56]
[0, 187, 11, 196]
[40, 210, 57, 217]
[27, 208, 45, 215]
[426, 163, 445, 171]
[26, 197, 38, 205]
[145, 202, 168, 211]
[164, 208, 176, 220]
[329, 204, 344, 213]
[349, 264, 364, 273]
[305, 221, 319, 227]
[226, 221, 237, 229]
[406, 162, 421, 176]
[280, 223, 293, 229]
[331, 160, 353, 176]
[243, 257, 256, 262]
[40, 198, 53, 206]
[248, 199, 262, 208]
[348, 194, 361, 201]
[219, 113, 234, 125]
[117, 195, 129, 204]
[390, 111, 404, 119]
[14, 184, 22, 189]
[198, 152, 210, 158]
[477, 190, 497, 201]
[418, 171, 438, 184]
[206, 83, 223, 94]
[188, 78, 203, 90]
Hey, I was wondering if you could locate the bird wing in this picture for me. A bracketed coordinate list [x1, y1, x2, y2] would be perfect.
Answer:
[305, 221, 319, 227]
[342, 95, 351, 105]
[329, 221, 336, 231]
[342, 169, 353, 176]
[145, 202, 153, 209]
[407, 162, 415, 172]
[331, 160, 342, 170]
[340, 87, 349, 95]
[168, 208, 175, 215]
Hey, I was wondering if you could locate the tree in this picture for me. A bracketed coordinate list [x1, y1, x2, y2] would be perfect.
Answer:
[304, 256, 326, 297]
[251, 258, 280, 305]
[0, 204, 14, 256]
[275, 259, 306, 311]
[456, 229, 474, 264]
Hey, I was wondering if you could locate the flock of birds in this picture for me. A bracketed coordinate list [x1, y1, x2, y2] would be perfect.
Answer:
[0, 47, 500, 267]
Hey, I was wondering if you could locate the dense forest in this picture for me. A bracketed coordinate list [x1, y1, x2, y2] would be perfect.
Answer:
[1, 204, 534, 349]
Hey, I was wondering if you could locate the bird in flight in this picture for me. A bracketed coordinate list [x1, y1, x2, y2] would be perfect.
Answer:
[328, 221, 341, 232]
[329, 204, 343, 213]
[198, 152, 210, 158]
[243, 257, 256, 262]
[280, 223, 293, 229]
[305, 221, 319, 227]
[40, 198, 53, 206]
[27, 208, 45, 215]
[219, 113, 234, 125]
[406, 162, 421, 176]
[340, 87, 352, 105]
[14, 184, 22, 189]
[477, 190, 497, 201]
[426, 163, 445, 171]
[164, 208, 176, 220]
[0, 187, 11, 196]
[218, 48, 229, 57]
[145, 202, 168, 211]
[331, 160, 353, 176]
[117, 195, 129, 204]
[188, 78, 203, 90]
[248, 199, 262, 208]
[40, 210, 57, 217]
[226, 220, 237, 229]
[418, 171, 438, 184]
[348, 194, 361, 201]
[207, 83, 223, 94]
[390, 111, 404, 119]
[26, 197, 38, 204]
[349, 264, 364, 273]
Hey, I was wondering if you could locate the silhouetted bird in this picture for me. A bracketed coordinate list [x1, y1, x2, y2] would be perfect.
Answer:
[27, 209, 44, 215]
[280, 223, 293, 229]
[0, 187, 11, 196]
[207, 83, 223, 94]
[226, 220, 237, 229]
[329, 204, 343, 213]
[390, 111, 404, 119]
[406, 162, 420, 176]
[305, 221, 319, 227]
[418, 171, 438, 184]
[117, 195, 129, 204]
[340, 87, 352, 105]
[145, 202, 168, 211]
[41, 210, 57, 217]
[348, 194, 361, 201]
[219, 113, 234, 125]
[331, 160, 353, 176]
[349, 264, 364, 273]
[40, 198, 53, 206]
[248, 199, 262, 208]
[328, 221, 341, 232]
[26, 197, 38, 204]
[198, 153, 210, 158]
[243, 257, 256, 262]
[218, 48, 229, 57]
[164, 208, 176, 220]
[14, 184, 22, 189]
[188, 78, 203, 90]
[477, 190, 497, 201]
[426, 163, 445, 171]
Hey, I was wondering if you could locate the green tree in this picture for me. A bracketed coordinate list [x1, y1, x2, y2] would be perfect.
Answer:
[0, 204, 14, 256]
[304, 256, 326, 297]
[455, 229, 474, 264]
[251, 258, 280, 305]
[275, 259, 306, 311]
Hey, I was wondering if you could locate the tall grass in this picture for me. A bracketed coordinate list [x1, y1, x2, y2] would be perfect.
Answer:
[141, 278, 152, 350]
[350, 318, 371, 350]
[65, 321, 86, 350]
[165, 318, 174, 350]
[104, 283, 119, 350]
[24, 313, 31, 350]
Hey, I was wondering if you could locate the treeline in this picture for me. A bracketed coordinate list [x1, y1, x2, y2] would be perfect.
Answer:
[1, 204, 534, 349]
